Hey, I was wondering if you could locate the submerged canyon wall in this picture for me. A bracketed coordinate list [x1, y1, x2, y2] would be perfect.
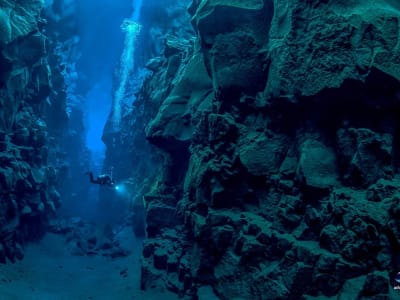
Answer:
[0, 0, 68, 262]
[129, 0, 400, 299]
[101, 0, 194, 234]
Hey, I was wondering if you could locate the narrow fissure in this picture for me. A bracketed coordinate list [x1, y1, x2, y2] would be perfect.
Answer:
[2, 1, 400, 299]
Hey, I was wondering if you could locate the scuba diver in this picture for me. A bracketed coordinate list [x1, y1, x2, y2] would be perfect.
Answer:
[395, 272, 400, 289]
[86, 168, 115, 188]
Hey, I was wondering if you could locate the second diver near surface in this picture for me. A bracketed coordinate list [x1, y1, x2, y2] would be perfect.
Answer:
[86, 169, 115, 188]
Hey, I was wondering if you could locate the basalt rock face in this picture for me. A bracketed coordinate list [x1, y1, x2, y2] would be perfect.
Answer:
[0, 1, 64, 263]
[101, 0, 194, 233]
[139, 0, 400, 299]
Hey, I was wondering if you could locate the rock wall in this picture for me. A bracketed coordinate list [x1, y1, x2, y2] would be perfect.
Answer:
[138, 0, 400, 299]
[44, 0, 92, 219]
[0, 0, 65, 263]
[101, 0, 194, 234]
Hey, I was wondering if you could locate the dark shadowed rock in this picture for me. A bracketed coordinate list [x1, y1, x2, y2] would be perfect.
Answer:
[297, 139, 339, 189]
[144, 194, 182, 237]
[153, 247, 168, 270]
[337, 128, 393, 186]
[367, 178, 400, 202]
[108, 0, 400, 299]
[192, 0, 273, 93]
[239, 132, 288, 176]
[0, 243, 5, 264]
[358, 271, 390, 298]
[267, 1, 400, 97]
[0, 0, 67, 262]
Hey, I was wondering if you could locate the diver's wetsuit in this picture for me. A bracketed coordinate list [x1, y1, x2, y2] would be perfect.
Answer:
[87, 171, 115, 187]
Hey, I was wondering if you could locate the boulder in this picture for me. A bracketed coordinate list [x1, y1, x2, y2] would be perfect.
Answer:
[337, 128, 393, 186]
[358, 271, 390, 298]
[146, 50, 212, 149]
[267, 1, 400, 97]
[191, 0, 273, 93]
[144, 194, 182, 237]
[210, 224, 234, 254]
[208, 113, 238, 144]
[141, 259, 164, 290]
[154, 246, 168, 270]
[367, 178, 400, 202]
[297, 139, 339, 189]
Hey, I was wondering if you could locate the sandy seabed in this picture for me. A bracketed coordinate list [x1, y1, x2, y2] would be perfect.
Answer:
[0, 233, 178, 300]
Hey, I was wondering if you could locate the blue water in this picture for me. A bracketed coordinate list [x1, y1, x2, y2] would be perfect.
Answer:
[84, 78, 111, 154]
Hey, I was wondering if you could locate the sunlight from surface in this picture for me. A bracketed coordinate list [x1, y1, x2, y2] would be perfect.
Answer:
[112, 19, 142, 127]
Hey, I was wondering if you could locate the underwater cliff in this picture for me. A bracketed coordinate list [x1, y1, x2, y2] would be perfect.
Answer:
[0, 0, 65, 263]
[126, 0, 400, 299]
[1, 0, 400, 299]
